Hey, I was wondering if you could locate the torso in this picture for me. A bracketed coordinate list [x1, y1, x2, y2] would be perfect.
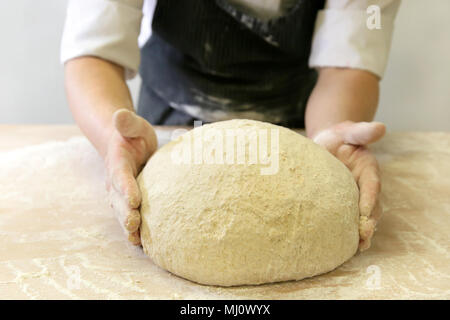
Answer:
[138, 0, 324, 127]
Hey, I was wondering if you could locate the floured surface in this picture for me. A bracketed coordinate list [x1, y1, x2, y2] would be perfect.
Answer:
[0, 126, 449, 299]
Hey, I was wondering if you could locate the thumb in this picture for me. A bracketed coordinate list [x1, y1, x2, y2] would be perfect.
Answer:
[112, 109, 158, 154]
[113, 109, 151, 139]
[337, 122, 386, 146]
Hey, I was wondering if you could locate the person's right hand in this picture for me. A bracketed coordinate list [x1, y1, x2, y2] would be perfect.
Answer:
[105, 109, 157, 245]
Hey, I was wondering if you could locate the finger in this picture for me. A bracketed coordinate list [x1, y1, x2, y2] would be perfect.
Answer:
[334, 144, 358, 169]
[357, 159, 381, 217]
[359, 216, 376, 251]
[338, 122, 386, 146]
[126, 209, 141, 233]
[108, 187, 141, 233]
[358, 196, 383, 252]
[359, 216, 376, 240]
[108, 186, 130, 231]
[370, 200, 383, 222]
[111, 161, 142, 209]
[359, 238, 371, 252]
[128, 230, 141, 246]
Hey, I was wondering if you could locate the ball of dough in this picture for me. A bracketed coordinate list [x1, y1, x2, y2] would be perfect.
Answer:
[138, 120, 359, 286]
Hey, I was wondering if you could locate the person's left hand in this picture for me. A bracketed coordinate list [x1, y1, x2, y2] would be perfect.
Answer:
[312, 121, 386, 251]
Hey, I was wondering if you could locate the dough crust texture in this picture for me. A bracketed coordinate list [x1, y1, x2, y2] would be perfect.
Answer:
[138, 120, 359, 286]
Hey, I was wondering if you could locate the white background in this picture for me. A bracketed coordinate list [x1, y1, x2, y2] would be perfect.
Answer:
[0, 0, 448, 131]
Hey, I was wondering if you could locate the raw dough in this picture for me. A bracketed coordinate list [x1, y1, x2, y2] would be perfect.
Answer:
[138, 120, 359, 286]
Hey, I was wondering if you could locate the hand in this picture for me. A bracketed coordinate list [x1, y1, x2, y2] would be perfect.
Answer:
[312, 121, 386, 251]
[104, 109, 157, 245]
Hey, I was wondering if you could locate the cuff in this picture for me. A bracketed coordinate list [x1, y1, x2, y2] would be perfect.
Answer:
[308, 8, 397, 78]
[60, 0, 143, 79]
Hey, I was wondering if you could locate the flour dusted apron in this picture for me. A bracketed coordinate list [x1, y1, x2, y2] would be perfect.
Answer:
[137, 0, 324, 127]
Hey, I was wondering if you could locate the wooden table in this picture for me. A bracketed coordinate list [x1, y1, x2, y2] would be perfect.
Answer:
[0, 125, 449, 299]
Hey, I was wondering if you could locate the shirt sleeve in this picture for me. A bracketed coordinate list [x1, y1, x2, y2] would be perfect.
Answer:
[308, 0, 401, 78]
[60, 0, 144, 79]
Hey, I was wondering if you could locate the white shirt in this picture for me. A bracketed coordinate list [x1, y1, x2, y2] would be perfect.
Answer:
[61, 0, 400, 79]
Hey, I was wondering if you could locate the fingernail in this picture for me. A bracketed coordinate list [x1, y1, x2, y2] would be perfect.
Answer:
[125, 214, 140, 231]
